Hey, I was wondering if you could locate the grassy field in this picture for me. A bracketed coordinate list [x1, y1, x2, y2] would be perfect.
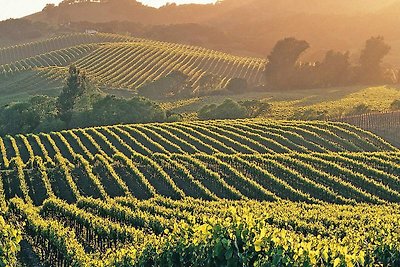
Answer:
[0, 68, 64, 105]
[164, 85, 400, 119]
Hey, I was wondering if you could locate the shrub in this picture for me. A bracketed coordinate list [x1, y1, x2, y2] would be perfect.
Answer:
[198, 99, 248, 120]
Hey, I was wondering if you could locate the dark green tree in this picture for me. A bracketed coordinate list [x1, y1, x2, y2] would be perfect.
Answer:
[197, 74, 223, 96]
[57, 65, 87, 125]
[348, 103, 372, 116]
[72, 95, 167, 127]
[0, 96, 59, 136]
[318, 50, 351, 87]
[358, 36, 391, 84]
[138, 71, 192, 99]
[265, 37, 310, 89]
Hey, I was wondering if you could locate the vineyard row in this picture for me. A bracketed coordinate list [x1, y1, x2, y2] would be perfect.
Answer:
[1, 150, 400, 206]
[0, 120, 395, 169]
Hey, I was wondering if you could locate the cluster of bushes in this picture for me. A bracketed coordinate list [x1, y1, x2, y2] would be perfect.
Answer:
[72, 95, 170, 127]
[198, 99, 270, 120]
[137, 71, 193, 100]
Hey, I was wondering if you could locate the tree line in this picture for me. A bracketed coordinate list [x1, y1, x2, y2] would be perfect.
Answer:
[0, 66, 179, 136]
[265, 36, 395, 90]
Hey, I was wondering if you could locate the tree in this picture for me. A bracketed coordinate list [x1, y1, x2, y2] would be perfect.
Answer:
[358, 36, 391, 84]
[0, 96, 60, 136]
[72, 95, 167, 127]
[198, 99, 247, 120]
[42, 3, 56, 12]
[0, 102, 39, 135]
[265, 37, 310, 89]
[318, 50, 352, 87]
[57, 65, 87, 125]
[292, 108, 329, 120]
[197, 74, 223, 96]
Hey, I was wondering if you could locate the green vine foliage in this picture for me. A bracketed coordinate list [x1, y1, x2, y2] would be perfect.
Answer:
[0, 215, 22, 267]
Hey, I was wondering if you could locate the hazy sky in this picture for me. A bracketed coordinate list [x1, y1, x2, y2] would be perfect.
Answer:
[0, 0, 216, 21]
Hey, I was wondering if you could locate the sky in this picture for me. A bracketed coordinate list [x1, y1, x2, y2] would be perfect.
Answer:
[0, 0, 216, 21]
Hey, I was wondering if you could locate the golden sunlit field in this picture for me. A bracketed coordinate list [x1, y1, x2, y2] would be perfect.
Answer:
[163, 85, 400, 119]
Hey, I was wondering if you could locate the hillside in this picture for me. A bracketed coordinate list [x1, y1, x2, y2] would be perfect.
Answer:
[74, 42, 264, 91]
[0, 119, 398, 205]
[0, 33, 265, 103]
[26, 0, 397, 24]
[1, 33, 399, 124]
[14, 0, 400, 65]
[0, 33, 134, 65]
[0, 120, 395, 165]
[4, 149, 400, 204]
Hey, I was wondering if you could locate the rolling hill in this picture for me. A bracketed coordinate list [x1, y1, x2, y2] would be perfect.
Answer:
[14, 0, 400, 66]
[0, 33, 265, 101]
[0, 33, 134, 65]
[0, 119, 398, 206]
[73, 42, 264, 91]
[26, 0, 397, 25]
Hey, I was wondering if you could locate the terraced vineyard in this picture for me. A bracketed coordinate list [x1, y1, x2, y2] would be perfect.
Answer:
[0, 120, 395, 165]
[3, 149, 400, 206]
[0, 33, 266, 96]
[0, 44, 96, 75]
[74, 42, 265, 90]
[0, 119, 398, 206]
[0, 118, 400, 265]
[1, 23, 400, 267]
